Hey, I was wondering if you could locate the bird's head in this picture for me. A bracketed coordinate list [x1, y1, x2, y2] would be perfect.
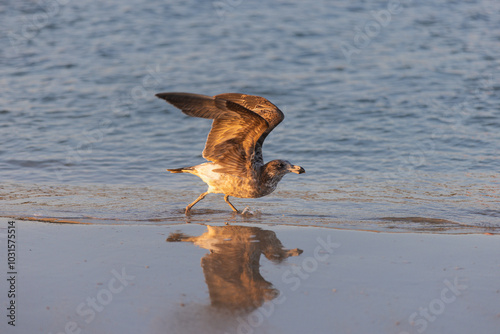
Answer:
[264, 160, 305, 179]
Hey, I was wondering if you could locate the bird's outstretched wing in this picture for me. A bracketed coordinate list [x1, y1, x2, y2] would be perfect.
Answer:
[156, 92, 269, 175]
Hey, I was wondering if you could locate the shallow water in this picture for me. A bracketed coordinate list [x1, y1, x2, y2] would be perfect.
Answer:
[1, 0, 499, 232]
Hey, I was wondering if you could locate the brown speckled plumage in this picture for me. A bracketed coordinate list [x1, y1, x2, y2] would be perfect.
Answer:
[156, 92, 305, 214]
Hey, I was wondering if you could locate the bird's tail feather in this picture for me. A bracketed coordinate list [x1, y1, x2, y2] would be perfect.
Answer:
[166, 167, 194, 173]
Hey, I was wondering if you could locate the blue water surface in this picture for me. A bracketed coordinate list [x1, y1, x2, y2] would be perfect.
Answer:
[1, 0, 499, 231]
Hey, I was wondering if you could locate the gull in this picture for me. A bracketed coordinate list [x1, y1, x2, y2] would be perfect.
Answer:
[156, 92, 305, 214]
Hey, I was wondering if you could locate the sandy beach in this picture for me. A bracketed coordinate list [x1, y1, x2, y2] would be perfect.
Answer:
[1, 217, 498, 334]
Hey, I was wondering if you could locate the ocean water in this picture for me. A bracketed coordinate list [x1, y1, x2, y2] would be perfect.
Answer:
[1, 0, 499, 232]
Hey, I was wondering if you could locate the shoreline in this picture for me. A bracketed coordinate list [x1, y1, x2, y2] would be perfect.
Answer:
[3, 215, 498, 235]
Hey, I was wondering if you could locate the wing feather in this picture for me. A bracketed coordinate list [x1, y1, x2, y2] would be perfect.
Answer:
[214, 93, 284, 144]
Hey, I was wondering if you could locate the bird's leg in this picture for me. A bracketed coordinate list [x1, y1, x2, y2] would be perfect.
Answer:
[185, 192, 208, 214]
[224, 194, 239, 213]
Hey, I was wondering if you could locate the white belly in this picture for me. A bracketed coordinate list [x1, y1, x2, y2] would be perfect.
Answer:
[193, 163, 224, 193]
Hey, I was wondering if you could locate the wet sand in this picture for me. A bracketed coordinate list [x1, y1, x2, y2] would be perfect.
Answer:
[0, 217, 498, 334]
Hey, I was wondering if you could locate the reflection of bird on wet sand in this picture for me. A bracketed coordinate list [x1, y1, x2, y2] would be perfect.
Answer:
[167, 225, 302, 312]
[156, 93, 305, 214]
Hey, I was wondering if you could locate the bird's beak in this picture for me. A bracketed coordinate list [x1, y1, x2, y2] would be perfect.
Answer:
[289, 165, 305, 174]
